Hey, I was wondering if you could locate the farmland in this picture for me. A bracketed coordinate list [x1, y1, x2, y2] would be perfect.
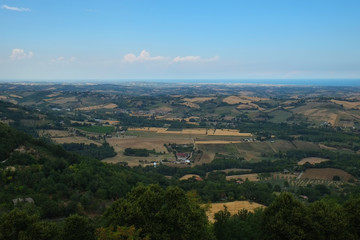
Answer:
[75, 125, 115, 133]
[1, 82, 360, 216]
[206, 201, 264, 222]
[300, 168, 355, 181]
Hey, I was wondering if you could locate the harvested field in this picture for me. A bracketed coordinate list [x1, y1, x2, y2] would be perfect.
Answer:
[100, 120, 120, 125]
[183, 97, 216, 103]
[179, 174, 203, 181]
[196, 140, 243, 144]
[76, 103, 118, 111]
[236, 104, 260, 110]
[223, 96, 247, 105]
[106, 137, 172, 153]
[226, 174, 260, 181]
[38, 130, 71, 138]
[331, 99, 360, 109]
[48, 96, 78, 104]
[223, 95, 269, 105]
[292, 141, 320, 151]
[298, 157, 329, 165]
[154, 106, 172, 112]
[46, 92, 61, 97]
[9, 94, 22, 98]
[181, 102, 200, 109]
[208, 129, 252, 136]
[206, 201, 264, 222]
[52, 136, 101, 145]
[319, 144, 337, 151]
[216, 168, 252, 173]
[300, 168, 355, 181]
[103, 154, 170, 167]
[196, 152, 216, 165]
[129, 127, 251, 136]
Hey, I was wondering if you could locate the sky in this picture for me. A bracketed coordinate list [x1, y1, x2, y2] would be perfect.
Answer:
[0, 0, 359, 81]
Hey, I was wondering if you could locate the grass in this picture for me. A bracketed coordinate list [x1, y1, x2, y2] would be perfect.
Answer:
[76, 125, 114, 134]
[268, 110, 292, 123]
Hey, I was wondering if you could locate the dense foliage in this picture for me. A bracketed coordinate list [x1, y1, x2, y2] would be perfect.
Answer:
[62, 142, 116, 160]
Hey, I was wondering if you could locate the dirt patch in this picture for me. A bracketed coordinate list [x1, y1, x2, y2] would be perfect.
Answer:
[298, 157, 329, 165]
[206, 201, 264, 222]
[300, 168, 355, 181]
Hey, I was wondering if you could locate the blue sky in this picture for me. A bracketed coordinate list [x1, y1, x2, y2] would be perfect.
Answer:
[0, 0, 359, 81]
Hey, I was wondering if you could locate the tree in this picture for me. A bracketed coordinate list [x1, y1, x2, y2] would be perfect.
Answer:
[307, 200, 350, 240]
[261, 192, 310, 240]
[344, 198, 360, 238]
[0, 208, 38, 240]
[104, 184, 214, 240]
[62, 214, 95, 240]
[214, 207, 264, 240]
[96, 225, 149, 240]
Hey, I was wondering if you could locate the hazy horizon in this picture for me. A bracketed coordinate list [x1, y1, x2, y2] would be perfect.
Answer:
[1, 78, 360, 87]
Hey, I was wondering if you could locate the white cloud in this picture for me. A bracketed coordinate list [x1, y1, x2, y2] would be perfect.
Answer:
[172, 55, 219, 63]
[51, 56, 77, 63]
[123, 50, 166, 63]
[10, 49, 33, 60]
[1, 5, 31, 12]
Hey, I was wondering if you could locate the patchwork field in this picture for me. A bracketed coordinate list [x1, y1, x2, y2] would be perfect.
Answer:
[128, 127, 252, 136]
[206, 201, 264, 222]
[104, 136, 193, 166]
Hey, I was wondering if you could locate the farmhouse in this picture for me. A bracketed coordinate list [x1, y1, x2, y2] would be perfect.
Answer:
[176, 152, 191, 164]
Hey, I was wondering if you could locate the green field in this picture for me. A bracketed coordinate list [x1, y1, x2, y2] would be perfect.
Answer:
[76, 125, 114, 133]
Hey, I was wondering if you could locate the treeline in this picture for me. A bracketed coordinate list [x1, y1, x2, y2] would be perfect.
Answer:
[213, 192, 360, 240]
[62, 142, 116, 160]
[2, 186, 360, 240]
[124, 148, 157, 157]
